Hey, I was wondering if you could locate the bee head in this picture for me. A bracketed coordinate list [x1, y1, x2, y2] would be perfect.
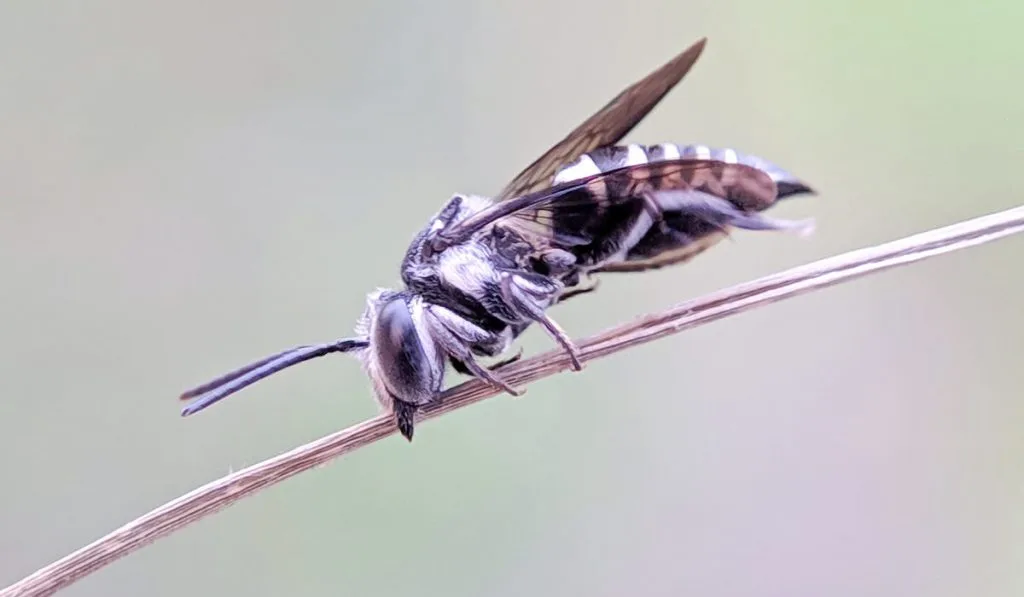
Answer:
[356, 290, 444, 439]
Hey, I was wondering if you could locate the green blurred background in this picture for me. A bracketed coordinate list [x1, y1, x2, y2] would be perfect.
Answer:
[2, 1, 1023, 595]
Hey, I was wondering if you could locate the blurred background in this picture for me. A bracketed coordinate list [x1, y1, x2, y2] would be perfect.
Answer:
[2, 1, 1023, 595]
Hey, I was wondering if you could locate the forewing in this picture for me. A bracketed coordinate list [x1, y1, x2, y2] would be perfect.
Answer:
[494, 37, 708, 203]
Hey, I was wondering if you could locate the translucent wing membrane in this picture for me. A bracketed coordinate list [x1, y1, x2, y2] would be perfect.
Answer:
[179, 339, 368, 416]
[495, 38, 708, 202]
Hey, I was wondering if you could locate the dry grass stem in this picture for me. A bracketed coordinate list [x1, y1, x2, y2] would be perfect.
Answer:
[4, 204, 1023, 597]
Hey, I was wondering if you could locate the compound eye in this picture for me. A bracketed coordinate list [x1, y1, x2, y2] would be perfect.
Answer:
[373, 297, 433, 401]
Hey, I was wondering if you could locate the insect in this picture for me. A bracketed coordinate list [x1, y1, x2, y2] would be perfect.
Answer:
[179, 37, 815, 441]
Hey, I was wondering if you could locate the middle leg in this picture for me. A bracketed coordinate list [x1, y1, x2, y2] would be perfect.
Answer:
[497, 270, 584, 371]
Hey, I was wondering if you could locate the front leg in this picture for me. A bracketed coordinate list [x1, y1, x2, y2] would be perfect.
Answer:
[497, 271, 585, 371]
[557, 276, 601, 303]
[451, 347, 523, 377]
[423, 305, 524, 397]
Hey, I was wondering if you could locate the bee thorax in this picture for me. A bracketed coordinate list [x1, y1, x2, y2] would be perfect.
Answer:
[436, 246, 512, 314]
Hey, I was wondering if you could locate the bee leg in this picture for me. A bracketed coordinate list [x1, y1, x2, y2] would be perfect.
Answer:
[499, 272, 585, 371]
[538, 248, 578, 275]
[558, 277, 601, 303]
[450, 346, 521, 377]
[535, 313, 584, 371]
[423, 305, 524, 397]
[641, 191, 669, 233]
[658, 190, 816, 236]
[449, 357, 472, 376]
[487, 347, 523, 371]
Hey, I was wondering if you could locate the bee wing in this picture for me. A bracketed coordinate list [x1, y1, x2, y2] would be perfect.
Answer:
[433, 156, 808, 256]
[493, 37, 708, 203]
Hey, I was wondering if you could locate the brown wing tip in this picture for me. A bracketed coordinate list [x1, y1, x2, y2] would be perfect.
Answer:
[678, 37, 709, 66]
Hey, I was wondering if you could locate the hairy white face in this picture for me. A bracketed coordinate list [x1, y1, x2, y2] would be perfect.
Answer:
[353, 289, 389, 409]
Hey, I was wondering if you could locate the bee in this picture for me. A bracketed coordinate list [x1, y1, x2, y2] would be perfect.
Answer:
[179, 37, 815, 441]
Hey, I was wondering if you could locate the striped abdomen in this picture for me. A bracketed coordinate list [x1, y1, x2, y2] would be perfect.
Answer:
[552, 143, 812, 204]
[538, 143, 815, 273]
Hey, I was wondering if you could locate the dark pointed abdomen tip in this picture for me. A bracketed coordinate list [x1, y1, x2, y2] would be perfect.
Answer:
[777, 180, 816, 199]
[393, 401, 416, 442]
